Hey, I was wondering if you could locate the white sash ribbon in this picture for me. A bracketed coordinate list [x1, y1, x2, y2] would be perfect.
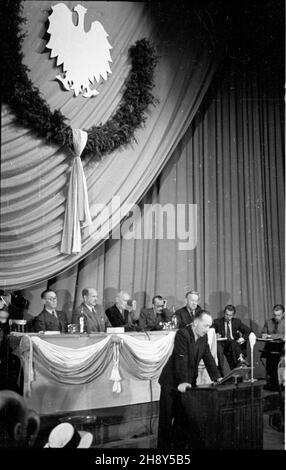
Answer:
[60, 128, 91, 254]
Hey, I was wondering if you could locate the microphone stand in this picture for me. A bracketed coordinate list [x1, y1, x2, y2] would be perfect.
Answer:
[249, 332, 257, 449]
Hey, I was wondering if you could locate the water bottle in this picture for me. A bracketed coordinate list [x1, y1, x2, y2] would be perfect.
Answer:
[79, 313, 84, 333]
[171, 314, 178, 329]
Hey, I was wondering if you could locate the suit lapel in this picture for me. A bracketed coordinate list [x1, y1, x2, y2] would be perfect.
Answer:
[196, 336, 207, 364]
[44, 309, 59, 328]
[84, 304, 100, 330]
[220, 318, 225, 336]
[150, 308, 157, 326]
[123, 309, 130, 324]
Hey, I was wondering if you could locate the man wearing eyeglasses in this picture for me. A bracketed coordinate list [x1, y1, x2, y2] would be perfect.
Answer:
[139, 295, 172, 330]
[34, 290, 68, 333]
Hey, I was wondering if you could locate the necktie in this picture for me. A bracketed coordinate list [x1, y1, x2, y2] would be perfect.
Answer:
[273, 321, 278, 334]
[226, 321, 231, 340]
[92, 308, 100, 330]
[52, 310, 57, 318]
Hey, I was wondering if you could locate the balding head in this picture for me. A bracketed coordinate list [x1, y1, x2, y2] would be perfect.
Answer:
[82, 288, 98, 307]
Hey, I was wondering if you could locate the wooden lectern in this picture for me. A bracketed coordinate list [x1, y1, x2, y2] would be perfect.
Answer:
[180, 381, 264, 449]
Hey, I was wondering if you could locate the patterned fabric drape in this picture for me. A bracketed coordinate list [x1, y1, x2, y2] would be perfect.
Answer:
[1, 1, 219, 288]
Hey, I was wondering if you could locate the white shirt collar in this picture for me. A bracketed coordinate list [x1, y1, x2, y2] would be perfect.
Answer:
[84, 303, 93, 312]
[45, 307, 56, 315]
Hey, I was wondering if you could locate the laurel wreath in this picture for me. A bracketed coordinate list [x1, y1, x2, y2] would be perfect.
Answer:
[2, 0, 158, 160]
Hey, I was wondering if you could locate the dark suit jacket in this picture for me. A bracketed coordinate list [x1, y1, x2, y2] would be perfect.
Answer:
[105, 304, 136, 330]
[159, 325, 220, 390]
[34, 309, 68, 333]
[175, 305, 202, 329]
[139, 307, 172, 330]
[213, 317, 251, 341]
[72, 303, 110, 333]
[261, 317, 285, 337]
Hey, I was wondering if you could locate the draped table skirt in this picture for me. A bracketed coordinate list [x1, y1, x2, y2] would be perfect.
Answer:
[10, 329, 217, 415]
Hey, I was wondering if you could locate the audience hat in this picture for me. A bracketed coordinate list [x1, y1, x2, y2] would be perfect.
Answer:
[44, 422, 93, 448]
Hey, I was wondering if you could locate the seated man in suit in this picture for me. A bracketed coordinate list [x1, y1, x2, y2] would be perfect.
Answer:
[105, 291, 137, 331]
[260, 304, 285, 390]
[139, 295, 172, 331]
[175, 290, 202, 329]
[261, 304, 285, 338]
[213, 304, 251, 375]
[72, 287, 111, 333]
[34, 289, 68, 333]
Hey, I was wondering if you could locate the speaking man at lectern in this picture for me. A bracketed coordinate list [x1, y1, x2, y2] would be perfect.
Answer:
[157, 310, 221, 451]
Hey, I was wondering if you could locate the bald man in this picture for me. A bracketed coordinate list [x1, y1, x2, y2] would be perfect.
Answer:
[72, 288, 111, 333]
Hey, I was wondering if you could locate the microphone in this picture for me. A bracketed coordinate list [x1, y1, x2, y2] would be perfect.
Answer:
[249, 332, 256, 383]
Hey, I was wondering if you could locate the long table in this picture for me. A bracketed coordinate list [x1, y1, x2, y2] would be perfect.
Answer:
[10, 329, 217, 416]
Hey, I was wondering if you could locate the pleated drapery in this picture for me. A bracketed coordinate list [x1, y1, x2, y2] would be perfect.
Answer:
[39, 65, 284, 331]
[19, 329, 217, 396]
[19, 332, 176, 396]
[60, 128, 91, 254]
[1, 1, 219, 288]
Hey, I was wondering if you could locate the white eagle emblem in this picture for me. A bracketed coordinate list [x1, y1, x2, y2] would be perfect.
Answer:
[46, 3, 112, 98]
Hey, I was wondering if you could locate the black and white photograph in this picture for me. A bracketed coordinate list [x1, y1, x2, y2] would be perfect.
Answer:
[0, 0, 284, 460]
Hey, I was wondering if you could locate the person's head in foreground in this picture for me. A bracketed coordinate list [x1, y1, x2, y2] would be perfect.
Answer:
[0, 390, 40, 448]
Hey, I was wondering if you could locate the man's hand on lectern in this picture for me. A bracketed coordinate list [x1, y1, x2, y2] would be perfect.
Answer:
[177, 382, 192, 392]
[212, 377, 223, 386]
[236, 337, 245, 344]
